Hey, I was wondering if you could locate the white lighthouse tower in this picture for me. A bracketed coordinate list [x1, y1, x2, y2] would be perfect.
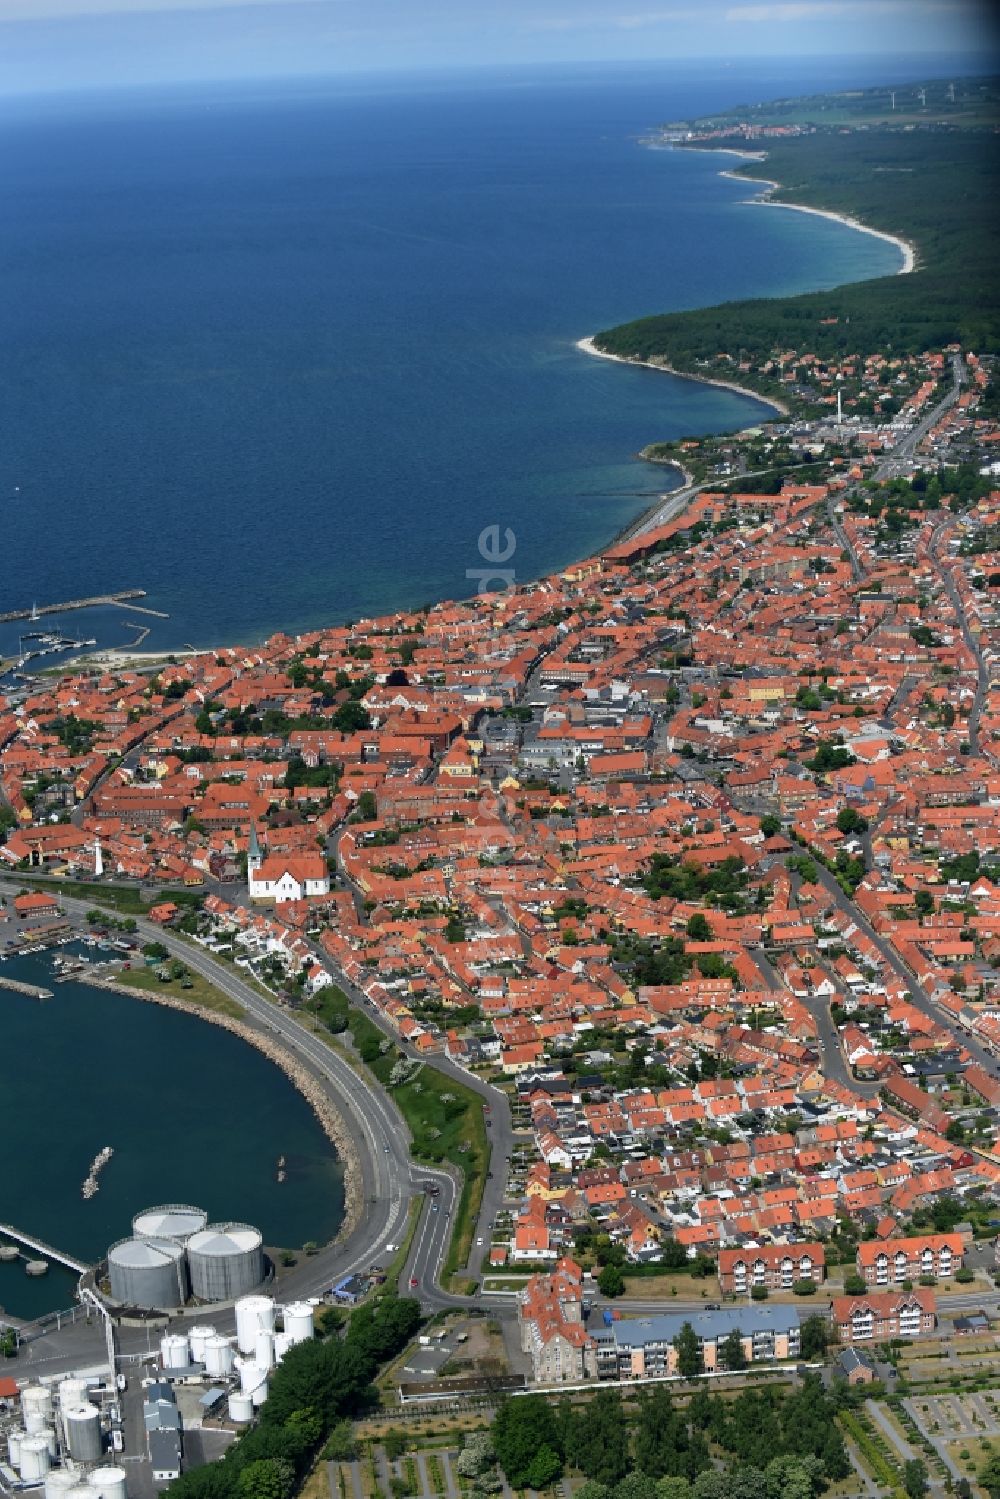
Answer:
[94, 836, 104, 879]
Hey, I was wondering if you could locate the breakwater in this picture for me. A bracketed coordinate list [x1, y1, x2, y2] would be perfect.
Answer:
[0, 591, 148, 624]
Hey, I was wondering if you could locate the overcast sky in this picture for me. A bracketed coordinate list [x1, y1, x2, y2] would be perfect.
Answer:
[0, 0, 996, 97]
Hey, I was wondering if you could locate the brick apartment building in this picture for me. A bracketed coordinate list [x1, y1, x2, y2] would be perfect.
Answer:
[856, 1234, 963, 1286]
[718, 1243, 826, 1295]
[832, 1289, 937, 1344]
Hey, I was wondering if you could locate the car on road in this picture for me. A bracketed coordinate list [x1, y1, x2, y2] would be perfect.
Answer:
[431, 1204, 439, 1213]
[409, 1276, 419, 1287]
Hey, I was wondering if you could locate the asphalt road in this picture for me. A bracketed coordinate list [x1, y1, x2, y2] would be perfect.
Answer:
[807, 864, 1000, 1083]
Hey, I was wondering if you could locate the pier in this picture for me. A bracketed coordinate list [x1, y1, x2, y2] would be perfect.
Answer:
[0, 975, 53, 1000]
[0, 1224, 90, 1275]
[0, 590, 152, 624]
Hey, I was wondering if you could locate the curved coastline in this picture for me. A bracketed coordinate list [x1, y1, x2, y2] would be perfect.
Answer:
[92, 975, 362, 1249]
[717, 165, 917, 274]
[577, 334, 790, 418]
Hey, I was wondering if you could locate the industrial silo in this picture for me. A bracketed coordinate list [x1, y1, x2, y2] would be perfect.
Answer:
[203, 1336, 234, 1378]
[107, 1237, 188, 1309]
[235, 1295, 274, 1355]
[64, 1409, 102, 1464]
[282, 1302, 314, 1344]
[19, 1437, 52, 1483]
[7, 1431, 24, 1467]
[186, 1224, 263, 1302]
[188, 1326, 216, 1364]
[46, 1467, 80, 1499]
[228, 1393, 253, 1425]
[132, 1205, 207, 1245]
[159, 1334, 189, 1372]
[22, 1386, 54, 1431]
[58, 1380, 90, 1416]
[89, 1467, 128, 1499]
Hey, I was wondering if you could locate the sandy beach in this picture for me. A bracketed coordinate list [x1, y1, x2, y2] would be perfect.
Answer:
[712, 158, 916, 275]
[577, 335, 790, 418]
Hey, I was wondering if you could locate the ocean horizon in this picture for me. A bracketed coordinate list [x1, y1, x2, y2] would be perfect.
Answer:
[0, 55, 951, 658]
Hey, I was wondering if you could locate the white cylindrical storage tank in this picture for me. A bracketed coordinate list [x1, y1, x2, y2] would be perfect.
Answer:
[187, 1225, 263, 1304]
[65, 1408, 102, 1464]
[25, 1406, 48, 1435]
[23, 1386, 54, 1425]
[203, 1336, 234, 1378]
[58, 1379, 90, 1415]
[272, 1332, 293, 1365]
[20, 1437, 52, 1482]
[236, 1359, 268, 1404]
[89, 1467, 128, 1499]
[46, 1467, 80, 1499]
[132, 1205, 207, 1245]
[188, 1325, 216, 1364]
[107, 1237, 188, 1310]
[160, 1334, 189, 1371]
[228, 1392, 253, 1425]
[282, 1302, 314, 1344]
[67, 1484, 97, 1499]
[8, 1430, 24, 1466]
[253, 1328, 273, 1371]
[235, 1295, 274, 1354]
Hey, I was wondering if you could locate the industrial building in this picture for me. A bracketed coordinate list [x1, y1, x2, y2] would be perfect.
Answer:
[3, 1375, 127, 1498]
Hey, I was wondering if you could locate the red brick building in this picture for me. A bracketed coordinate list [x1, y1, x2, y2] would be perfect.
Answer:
[856, 1234, 963, 1286]
[718, 1242, 826, 1295]
[832, 1289, 936, 1343]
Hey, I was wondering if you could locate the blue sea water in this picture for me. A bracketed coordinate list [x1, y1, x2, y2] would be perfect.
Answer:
[0, 943, 344, 1320]
[0, 56, 936, 655]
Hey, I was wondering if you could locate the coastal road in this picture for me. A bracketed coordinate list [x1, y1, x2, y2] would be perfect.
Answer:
[0, 878, 467, 1320]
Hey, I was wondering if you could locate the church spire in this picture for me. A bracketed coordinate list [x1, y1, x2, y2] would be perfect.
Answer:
[248, 821, 263, 872]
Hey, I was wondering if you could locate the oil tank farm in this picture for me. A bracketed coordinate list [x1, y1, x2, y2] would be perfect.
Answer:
[186, 1223, 263, 1302]
[103, 1206, 265, 1309]
[107, 1236, 189, 1309]
[131, 1205, 208, 1244]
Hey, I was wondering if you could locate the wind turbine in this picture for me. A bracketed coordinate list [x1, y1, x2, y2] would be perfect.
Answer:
[918, 88, 927, 108]
[889, 91, 896, 111]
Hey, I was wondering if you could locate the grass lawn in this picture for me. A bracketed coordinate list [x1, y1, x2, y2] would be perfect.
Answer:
[946, 1439, 992, 1491]
[115, 961, 244, 1019]
[621, 1273, 719, 1300]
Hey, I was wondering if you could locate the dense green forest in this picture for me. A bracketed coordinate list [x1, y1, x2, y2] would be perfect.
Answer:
[596, 122, 999, 379]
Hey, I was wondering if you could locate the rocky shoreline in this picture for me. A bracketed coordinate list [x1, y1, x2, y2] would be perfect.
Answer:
[92, 975, 363, 1247]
